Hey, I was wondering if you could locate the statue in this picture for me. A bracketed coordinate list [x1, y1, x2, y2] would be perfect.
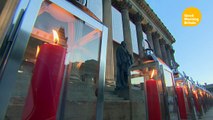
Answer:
[114, 41, 133, 99]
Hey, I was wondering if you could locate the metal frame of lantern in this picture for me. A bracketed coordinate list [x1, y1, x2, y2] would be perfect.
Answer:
[174, 72, 198, 120]
[196, 86, 208, 115]
[184, 76, 213, 115]
[187, 80, 201, 119]
[206, 91, 213, 107]
[175, 72, 213, 120]
[0, 0, 108, 119]
[202, 87, 213, 112]
[202, 88, 209, 112]
[129, 53, 180, 120]
[205, 90, 213, 110]
[191, 83, 204, 118]
[204, 90, 212, 111]
[129, 60, 161, 120]
[159, 60, 180, 120]
[174, 76, 188, 120]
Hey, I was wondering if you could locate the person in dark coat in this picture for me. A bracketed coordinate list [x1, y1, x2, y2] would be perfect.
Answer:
[114, 41, 133, 97]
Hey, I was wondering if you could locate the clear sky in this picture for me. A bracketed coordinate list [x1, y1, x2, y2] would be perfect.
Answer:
[145, 0, 213, 85]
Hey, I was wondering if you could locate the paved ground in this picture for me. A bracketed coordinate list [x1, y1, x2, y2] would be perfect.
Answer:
[201, 107, 213, 120]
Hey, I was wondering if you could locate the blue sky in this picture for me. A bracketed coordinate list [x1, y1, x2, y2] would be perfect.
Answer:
[145, 0, 213, 84]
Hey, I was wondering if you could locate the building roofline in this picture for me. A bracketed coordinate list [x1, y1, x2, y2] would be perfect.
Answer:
[134, 0, 175, 43]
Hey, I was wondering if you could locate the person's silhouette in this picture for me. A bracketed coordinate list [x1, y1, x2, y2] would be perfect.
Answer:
[114, 41, 133, 99]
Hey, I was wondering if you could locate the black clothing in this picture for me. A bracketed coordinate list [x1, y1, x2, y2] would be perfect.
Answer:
[115, 43, 133, 89]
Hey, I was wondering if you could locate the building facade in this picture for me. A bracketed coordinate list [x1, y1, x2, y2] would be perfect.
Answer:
[0, 0, 180, 120]
[107, 0, 179, 83]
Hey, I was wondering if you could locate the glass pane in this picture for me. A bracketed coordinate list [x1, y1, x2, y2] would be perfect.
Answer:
[5, 1, 101, 120]
[164, 70, 173, 87]
[130, 69, 147, 120]
[163, 69, 179, 120]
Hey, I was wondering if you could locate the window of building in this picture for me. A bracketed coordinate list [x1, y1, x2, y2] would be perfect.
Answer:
[130, 21, 138, 54]
[143, 32, 149, 49]
[112, 6, 124, 43]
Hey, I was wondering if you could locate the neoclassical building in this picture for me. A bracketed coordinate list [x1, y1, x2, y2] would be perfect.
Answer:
[0, 0, 179, 120]
[104, 0, 179, 82]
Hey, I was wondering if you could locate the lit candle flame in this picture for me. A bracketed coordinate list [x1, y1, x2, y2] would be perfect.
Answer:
[150, 69, 155, 79]
[184, 87, 189, 95]
[52, 29, 59, 44]
[200, 91, 203, 97]
[193, 90, 198, 99]
[176, 83, 180, 87]
[36, 46, 40, 58]
[77, 61, 83, 69]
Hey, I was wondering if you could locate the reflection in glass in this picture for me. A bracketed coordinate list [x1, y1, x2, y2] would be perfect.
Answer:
[5, 1, 101, 120]
[130, 69, 147, 120]
[164, 70, 173, 87]
[163, 69, 179, 120]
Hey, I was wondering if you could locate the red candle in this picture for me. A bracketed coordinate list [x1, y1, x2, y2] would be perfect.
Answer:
[146, 79, 162, 120]
[176, 87, 187, 119]
[22, 31, 66, 120]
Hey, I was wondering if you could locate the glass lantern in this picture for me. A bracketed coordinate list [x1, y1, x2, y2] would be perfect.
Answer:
[129, 58, 179, 120]
[0, 0, 108, 119]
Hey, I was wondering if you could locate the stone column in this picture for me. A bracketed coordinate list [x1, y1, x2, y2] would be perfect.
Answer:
[170, 48, 176, 63]
[103, 0, 114, 81]
[152, 32, 162, 59]
[159, 39, 169, 65]
[132, 13, 145, 60]
[170, 48, 179, 69]
[0, 0, 20, 48]
[143, 24, 154, 51]
[165, 44, 173, 68]
[120, 1, 133, 55]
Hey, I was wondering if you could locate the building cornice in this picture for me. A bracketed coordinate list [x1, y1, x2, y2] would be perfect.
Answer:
[112, 0, 175, 45]
[133, 0, 175, 44]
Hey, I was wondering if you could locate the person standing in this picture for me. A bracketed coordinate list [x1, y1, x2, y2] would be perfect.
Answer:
[114, 41, 133, 99]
